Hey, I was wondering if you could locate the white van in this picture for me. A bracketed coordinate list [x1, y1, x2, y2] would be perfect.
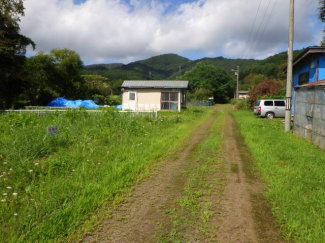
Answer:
[253, 99, 286, 119]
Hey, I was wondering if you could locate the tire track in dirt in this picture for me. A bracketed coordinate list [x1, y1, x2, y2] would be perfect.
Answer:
[83, 111, 217, 243]
[216, 106, 285, 243]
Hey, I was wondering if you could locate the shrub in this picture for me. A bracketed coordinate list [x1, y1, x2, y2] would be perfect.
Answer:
[235, 100, 246, 110]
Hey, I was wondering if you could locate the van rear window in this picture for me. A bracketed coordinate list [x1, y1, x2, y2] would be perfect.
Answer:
[255, 100, 260, 106]
[264, 101, 273, 106]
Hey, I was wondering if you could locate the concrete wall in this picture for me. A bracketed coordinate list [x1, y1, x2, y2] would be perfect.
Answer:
[293, 86, 325, 149]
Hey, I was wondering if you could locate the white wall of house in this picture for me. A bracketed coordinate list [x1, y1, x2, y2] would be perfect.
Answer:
[238, 94, 249, 99]
[122, 88, 182, 111]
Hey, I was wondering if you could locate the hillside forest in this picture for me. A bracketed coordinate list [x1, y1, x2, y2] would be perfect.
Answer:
[0, 0, 315, 109]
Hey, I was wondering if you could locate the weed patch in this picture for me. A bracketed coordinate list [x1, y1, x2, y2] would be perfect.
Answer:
[0, 108, 211, 242]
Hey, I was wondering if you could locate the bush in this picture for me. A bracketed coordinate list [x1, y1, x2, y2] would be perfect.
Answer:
[235, 101, 246, 110]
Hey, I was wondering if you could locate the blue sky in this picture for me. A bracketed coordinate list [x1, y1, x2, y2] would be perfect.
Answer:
[21, 0, 323, 65]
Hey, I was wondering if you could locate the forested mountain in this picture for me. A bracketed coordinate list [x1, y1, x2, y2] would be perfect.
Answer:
[83, 50, 303, 82]
[83, 54, 261, 80]
[83, 54, 192, 80]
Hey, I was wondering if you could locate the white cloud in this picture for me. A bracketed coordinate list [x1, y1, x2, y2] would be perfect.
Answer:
[20, 0, 321, 64]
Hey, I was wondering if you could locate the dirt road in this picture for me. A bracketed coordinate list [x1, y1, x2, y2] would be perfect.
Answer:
[83, 106, 284, 243]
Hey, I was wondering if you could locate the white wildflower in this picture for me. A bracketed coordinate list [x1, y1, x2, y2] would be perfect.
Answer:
[14, 213, 18, 216]
[30, 199, 35, 201]
[1, 199, 5, 202]
[34, 163, 39, 166]
[9, 168, 13, 171]
[3, 193, 7, 196]
[3, 172, 6, 175]
[6, 187, 12, 189]
[29, 170, 33, 173]
[3, 162, 7, 165]
[13, 192, 18, 196]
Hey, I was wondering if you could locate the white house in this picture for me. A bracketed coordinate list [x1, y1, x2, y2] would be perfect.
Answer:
[121, 80, 189, 112]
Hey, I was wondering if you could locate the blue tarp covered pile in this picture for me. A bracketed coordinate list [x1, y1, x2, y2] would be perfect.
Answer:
[46, 97, 101, 109]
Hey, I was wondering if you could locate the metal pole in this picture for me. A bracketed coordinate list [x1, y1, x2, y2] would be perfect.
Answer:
[236, 66, 240, 100]
[285, 0, 294, 132]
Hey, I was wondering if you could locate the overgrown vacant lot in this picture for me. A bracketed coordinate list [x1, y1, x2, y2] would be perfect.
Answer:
[0, 108, 211, 242]
[232, 110, 325, 243]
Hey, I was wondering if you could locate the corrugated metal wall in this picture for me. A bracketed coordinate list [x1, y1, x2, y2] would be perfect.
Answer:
[293, 86, 325, 149]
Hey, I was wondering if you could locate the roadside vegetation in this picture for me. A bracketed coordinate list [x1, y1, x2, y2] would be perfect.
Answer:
[158, 111, 226, 242]
[232, 110, 325, 242]
[0, 108, 211, 242]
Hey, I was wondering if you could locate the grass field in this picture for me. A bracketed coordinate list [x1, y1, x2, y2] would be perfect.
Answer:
[0, 108, 211, 242]
[232, 110, 325, 243]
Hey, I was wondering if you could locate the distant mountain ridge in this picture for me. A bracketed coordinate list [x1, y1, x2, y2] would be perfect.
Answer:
[83, 50, 303, 81]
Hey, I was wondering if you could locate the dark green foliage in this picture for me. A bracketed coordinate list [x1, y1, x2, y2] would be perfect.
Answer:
[240, 50, 303, 81]
[20, 49, 87, 106]
[50, 49, 85, 99]
[22, 52, 59, 105]
[84, 53, 192, 80]
[0, 0, 35, 108]
[180, 62, 234, 103]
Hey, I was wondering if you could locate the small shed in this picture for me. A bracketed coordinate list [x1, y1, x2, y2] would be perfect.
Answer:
[238, 91, 249, 100]
[291, 46, 325, 149]
[121, 80, 189, 112]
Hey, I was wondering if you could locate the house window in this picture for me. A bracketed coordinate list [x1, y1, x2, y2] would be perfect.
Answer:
[161, 92, 178, 110]
[298, 72, 309, 85]
[129, 92, 136, 101]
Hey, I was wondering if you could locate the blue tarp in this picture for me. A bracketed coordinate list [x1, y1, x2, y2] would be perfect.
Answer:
[113, 104, 122, 110]
[46, 97, 100, 109]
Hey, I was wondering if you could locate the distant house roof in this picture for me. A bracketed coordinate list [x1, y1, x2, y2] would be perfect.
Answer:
[122, 80, 189, 89]
[284, 46, 325, 72]
[295, 79, 325, 88]
[238, 91, 249, 94]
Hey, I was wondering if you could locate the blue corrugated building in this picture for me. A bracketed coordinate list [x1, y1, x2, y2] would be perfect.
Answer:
[291, 46, 325, 149]
[293, 46, 325, 87]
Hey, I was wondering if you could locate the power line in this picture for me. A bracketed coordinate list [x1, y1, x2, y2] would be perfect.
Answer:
[252, 0, 278, 57]
[245, 0, 273, 59]
[240, 0, 264, 60]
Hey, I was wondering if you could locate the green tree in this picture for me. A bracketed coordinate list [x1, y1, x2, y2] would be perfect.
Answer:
[244, 73, 267, 88]
[0, 0, 35, 108]
[82, 74, 111, 96]
[22, 52, 59, 105]
[179, 62, 233, 103]
[50, 48, 85, 99]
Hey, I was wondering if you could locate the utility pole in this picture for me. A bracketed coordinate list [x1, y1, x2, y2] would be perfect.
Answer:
[231, 66, 240, 99]
[285, 0, 294, 132]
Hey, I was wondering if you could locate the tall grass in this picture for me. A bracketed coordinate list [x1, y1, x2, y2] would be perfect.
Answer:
[232, 110, 325, 243]
[0, 108, 211, 242]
